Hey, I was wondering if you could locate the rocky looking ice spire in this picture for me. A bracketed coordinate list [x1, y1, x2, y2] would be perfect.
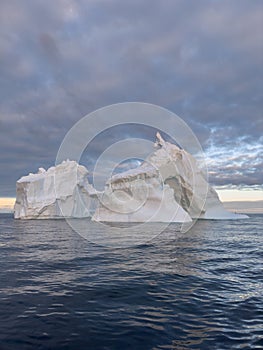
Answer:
[155, 132, 166, 148]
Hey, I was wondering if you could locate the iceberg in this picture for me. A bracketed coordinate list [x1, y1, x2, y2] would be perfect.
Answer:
[93, 133, 248, 221]
[14, 160, 96, 219]
[14, 133, 248, 221]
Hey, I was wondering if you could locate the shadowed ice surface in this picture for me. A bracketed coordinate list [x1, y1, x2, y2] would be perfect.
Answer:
[0, 214, 262, 349]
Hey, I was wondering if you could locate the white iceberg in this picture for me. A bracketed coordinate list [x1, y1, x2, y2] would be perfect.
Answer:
[14, 160, 96, 219]
[93, 133, 248, 221]
[14, 133, 248, 221]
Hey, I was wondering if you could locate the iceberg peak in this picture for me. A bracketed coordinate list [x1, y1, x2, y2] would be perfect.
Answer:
[155, 132, 166, 148]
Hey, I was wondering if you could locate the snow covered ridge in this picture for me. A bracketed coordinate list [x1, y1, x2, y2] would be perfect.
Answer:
[14, 133, 248, 221]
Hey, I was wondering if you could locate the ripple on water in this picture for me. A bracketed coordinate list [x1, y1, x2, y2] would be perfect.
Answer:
[0, 214, 262, 350]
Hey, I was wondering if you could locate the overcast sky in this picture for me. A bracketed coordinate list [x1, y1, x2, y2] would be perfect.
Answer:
[0, 0, 262, 197]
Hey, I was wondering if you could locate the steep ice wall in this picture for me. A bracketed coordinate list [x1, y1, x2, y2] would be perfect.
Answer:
[147, 133, 248, 220]
[93, 165, 192, 223]
[14, 160, 95, 219]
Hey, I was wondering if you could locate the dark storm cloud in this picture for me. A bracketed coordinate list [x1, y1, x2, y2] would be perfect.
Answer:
[0, 0, 262, 195]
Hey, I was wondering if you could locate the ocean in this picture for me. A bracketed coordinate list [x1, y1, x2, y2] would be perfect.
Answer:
[0, 214, 262, 350]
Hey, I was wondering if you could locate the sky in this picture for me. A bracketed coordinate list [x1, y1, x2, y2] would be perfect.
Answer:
[0, 0, 262, 201]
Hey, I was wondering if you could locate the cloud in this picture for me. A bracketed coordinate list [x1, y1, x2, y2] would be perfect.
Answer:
[0, 0, 262, 196]
[205, 130, 263, 186]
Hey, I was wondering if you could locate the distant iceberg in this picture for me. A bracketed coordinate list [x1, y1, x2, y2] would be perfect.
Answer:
[14, 133, 248, 221]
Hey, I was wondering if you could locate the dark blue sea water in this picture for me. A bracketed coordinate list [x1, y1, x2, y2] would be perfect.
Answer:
[0, 214, 262, 350]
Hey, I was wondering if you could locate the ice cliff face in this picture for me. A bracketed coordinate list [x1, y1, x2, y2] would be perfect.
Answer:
[14, 160, 95, 219]
[93, 133, 248, 221]
[93, 165, 192, 223]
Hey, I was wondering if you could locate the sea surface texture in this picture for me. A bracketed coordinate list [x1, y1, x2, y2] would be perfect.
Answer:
[0, 214, 262, 350]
